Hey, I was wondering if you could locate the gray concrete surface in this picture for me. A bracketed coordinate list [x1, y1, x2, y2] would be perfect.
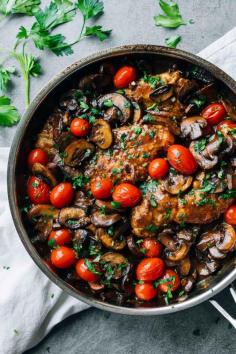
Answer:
[1, 0, 236, 353]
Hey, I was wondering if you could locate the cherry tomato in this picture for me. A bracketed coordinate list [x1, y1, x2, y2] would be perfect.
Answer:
[112, 183, 141, 208]
[135, 283, 158, 301]
[48, 229, 72, 246]
[141, 238, 163, 257]
[70, 118, 91, 137]
[75, 259, 99, 282]
[217, 120, 236, 134]
[136, 257, 165, 281]
[148, 158, 169, 179]
[158, 269, 180, 293]
[51, 246, 76, 269]
[50, 182, 74, 208]
[90, 178, 113, 199]
[27, 176, 50, 204]
[28, 148, 48, 169]
[224, 204, 236, 225]
[201, 103, 226, 126]
[167, 144, 197, 175]
[114, 66, 136, 89]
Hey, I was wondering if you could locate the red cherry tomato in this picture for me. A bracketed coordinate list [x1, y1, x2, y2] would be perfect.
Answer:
[112, 183, 141, 208]
[75, 259, 99, 282]
[135, 283, 158, 301]
[217, 120, 236, 134]
[224, 205, 236, 225]
[90, 178, 113, 199]
[70, 118, 91, 137]
[27, 176, 50, 204]
[158, 269, 180, 293]
[136, 257, 165, 281]
[167, 144, 197, 175]
[51, 246, 76, 269]
[201, 103, 226, 126]
[141, 238, 163, 257]
[114, 66, 136, 89]
[50, 182, 74, 208]
[48, 229, 72, 246]
[148, 158, 169, 179]
[28, 148, 48, 169]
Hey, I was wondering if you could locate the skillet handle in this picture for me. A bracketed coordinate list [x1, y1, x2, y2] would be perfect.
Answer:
[209, 284, 236, 329]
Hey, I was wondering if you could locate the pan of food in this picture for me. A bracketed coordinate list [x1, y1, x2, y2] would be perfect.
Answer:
[7, 45, 236, 315]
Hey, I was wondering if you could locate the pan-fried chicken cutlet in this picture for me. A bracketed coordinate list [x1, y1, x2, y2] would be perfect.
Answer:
[86, 124, 174, 184]
[131, 185, 234, 237]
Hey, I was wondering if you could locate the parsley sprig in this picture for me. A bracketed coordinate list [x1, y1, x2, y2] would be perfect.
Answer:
[0, 0, 41, 17]
[154, 0, 186, 29]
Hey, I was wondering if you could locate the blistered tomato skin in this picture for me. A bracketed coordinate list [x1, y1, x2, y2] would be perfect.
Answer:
[75, 259, 99, 282]
[50, 182, 74, 208]
[28, 148, 48, 169]
[136, 258, 165, 281]
[201, 103, 226, 126]
[51, 246, 76, 269]
[112, 183, 141, 207]
[70, 118, 91, 137]
[91, 178, 113, 199]
[48, 229, 72, 246]
[148, 158, 169, 179]
[135, 283, 158, 301]
[167, 144, 197, 175]
[158, 269, 181, 293]
[27, 176, 50, 204]
[114, 66, 136, 89]
[141, 238, 163, 257]
[224, 205, 236, 225]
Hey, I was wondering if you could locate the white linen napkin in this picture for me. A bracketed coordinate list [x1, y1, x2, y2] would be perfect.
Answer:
[1, 27, 236, 354]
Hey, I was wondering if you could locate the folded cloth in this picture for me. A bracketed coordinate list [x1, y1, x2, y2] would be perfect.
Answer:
[1, 27, 236, 354]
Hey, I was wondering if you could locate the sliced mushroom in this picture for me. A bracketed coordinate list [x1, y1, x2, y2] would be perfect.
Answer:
[132, 102, 142, 123]
[149, 84, 174, 103]
[100, 252, 128, 279]
[181, 116, 207, 140]
[64, 140, 95, 167]
[74, 191, 94, 211]
[190, 136, 219, 170]
[220, 99, 236, 120]
[73, 229, 90, 255]
[59, 89, 80, 111]
[216, 223, 236, 253]
[90, 119, 113, 149]
[103, 106, 120, 123]
[162, 169, 193, 195]
[179, 257, 191, 276]
[98, 93, 132, 124]
[91, 211, 122, 227]
[96, 228, 126, 250]
[175, 78, 199, 103]
[181, 273, 196, 293]
[208, 246, 226, 260]
[28, 205, 59, 240]
[32, 163, 57, 186]
[127, 234, 143, 257]
[196, 230, 220, 252]
[59, 207, 90, 229]
[165, 240, 190, 262]
[158, 231, 176, 252]
[88, 281, 105, 292]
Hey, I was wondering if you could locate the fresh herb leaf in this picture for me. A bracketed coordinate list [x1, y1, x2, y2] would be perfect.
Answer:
[165, 35, 181, 48]
[142, 73, 161, 88]
[0, 65, 15, 93]
[111, 201, 121, 209]
[72, 175, 90, 188]
[219, 189, 236, 200]
[150, 195, 157, 208]
[0, 96, 20, 127]
[140, 180, 159, 195]
[84, 25, 111, 41]
[145, 224, 158, 232]
[85, 259, 102, 275]
[76, 0, 104, 20]
[189, 95, 206, 109]
[194, 138, 207, 153]
[12, 51, 41, 106]
[0, 0, 41, 16]
[164, 207, 171, 221]
[154, 0, 186, 29]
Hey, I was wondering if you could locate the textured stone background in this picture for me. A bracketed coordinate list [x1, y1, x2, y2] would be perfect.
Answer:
[1, 0, 236, 353]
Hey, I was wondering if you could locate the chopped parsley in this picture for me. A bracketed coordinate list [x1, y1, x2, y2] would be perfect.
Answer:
[103, 99, 113, 107]
[107, 226, 114, 236]
[143, 113, 154, 123]
[142, 73, 162, 88]
[72, 175, 90, 189]
[140, 179, 159, 195]
[145, 224, 158, 232]
[194, 138, 207, 153]
[149, 130, 156, 139]
[120, 133, 127, 150]
[134, 127, 142, 135]
[164, 207, 171, 221]
[150, 195, 157, 208]
[111, 201, 121, 208]
[99, 206, 107, 215]
[85, 259, 102, 275]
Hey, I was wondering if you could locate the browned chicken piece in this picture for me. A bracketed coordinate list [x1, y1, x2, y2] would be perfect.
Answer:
[131, 187, 234, 237]
[86, 124, 174, 184]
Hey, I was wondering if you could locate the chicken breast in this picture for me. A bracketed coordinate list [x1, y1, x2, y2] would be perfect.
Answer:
[131, 186, 234, 237]
[86, 124, 174, 184]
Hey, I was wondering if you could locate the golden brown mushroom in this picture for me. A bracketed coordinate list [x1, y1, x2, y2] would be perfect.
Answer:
[64, 140, 95, 167]
[32, 162, 57, 186]
[90, 119, 113, 149]
[59, 207, 90, 229]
